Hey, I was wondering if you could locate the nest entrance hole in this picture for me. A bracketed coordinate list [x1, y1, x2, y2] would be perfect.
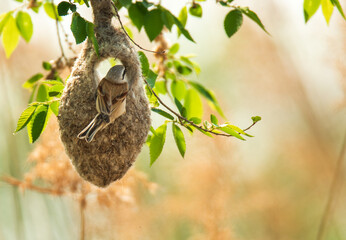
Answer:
[96, 58, 120, 82]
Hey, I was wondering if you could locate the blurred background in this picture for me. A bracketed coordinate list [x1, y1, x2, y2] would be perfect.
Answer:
[0, 0, 345, 239]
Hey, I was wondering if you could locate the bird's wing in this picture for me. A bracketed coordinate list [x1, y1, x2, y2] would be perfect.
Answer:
[96, 79, 111, 115]
[110, 82, 128, 113]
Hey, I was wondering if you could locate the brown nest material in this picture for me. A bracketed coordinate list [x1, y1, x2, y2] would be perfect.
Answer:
[58, 0, 150, 187]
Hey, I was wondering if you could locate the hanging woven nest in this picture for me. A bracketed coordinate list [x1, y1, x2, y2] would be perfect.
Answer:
[58, 0, 151, 187]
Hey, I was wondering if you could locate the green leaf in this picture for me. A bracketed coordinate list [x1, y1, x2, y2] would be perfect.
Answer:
[150, 123, 167, 165]
[27, 104, 50, 143]
[227, 124, 245, 135]
[83, 0, 90, 8]
[70, 4, 77, 12]
[118, 0, 132, 8]
[141, 0, 153, 8]
[174, 61, 192, 75]
[189, 3, 203, 17]
[194, 126, 212, 137]
[129, 2, 148, 31]
[22, 73, 44, 89]
[210, 114, 218, 125]
[330, 0, 346, 19]
[71, 12, 87, 44]
[30, 2, 43, 14]
[304, 0, 322, 22]
[184, 88, 203, 119]
[172, 123, 186, 157]
[57, 1, 71, 16]
[252, 116, 261, 123]
[48, 84, 64, 97]
[188, 81, 213, 102]
[43, 2, 61, 21]
[50, 101, 60, 116]
[244, 133, 254, 137]
[147, 70, 158, 88]
[42, 61, 52, 70]
[14, 105, 37, 133]
[161, 8, 175, 31]
[180, 56, 200, 74]
[86, 21, 99, 55]
[144, 9, 164, 41]
[15, 11, 33, 42]
[168, 43, 180, 55]
[150, 126, 157, 136]
[146, 135, 152, 145]
[224, 9, 243, 38]
[173, 14, 195, 42]
[180, 56, 194, 66]
[29, 85, 38, 103]
[145, 85, 159, 107]
[240, 8, 269, 35]
[0, 12, 13, 34]
[189, 117, 201, 124]
[154, 81, 166, 95]
[36, 84, 48, 102]
[178, 6, 188, 37]
[185, 125, 194, 134]
[138, 51, 149, 76]
[171, 80, 186, 101]
[219, 1, 229, 7]
[1, 15, 20, 58]
[321, 0, 334, 24]
[174, 98, 186, 117]
[164, 71, 176, 81]
[40, 80, 64, 86]
[151, 108, 174, 120]
[188, 81, 226, 119]
[219, 126, 245, 140]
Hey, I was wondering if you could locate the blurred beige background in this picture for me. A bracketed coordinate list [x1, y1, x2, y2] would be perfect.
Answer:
[0, 0, 345, 239]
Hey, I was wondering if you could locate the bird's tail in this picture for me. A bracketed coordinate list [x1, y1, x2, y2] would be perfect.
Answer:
[77, 114, 105, 142]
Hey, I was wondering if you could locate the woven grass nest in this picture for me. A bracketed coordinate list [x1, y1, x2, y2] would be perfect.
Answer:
[58, 0, 151, 187]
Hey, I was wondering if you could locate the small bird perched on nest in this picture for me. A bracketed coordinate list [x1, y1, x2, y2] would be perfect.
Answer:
[78, 65, 129, 142]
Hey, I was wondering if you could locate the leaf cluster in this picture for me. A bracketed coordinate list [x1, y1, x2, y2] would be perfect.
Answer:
[139, 50, 260, 165]
[14, 61, 65, 143]
[304, 0, 345, 24]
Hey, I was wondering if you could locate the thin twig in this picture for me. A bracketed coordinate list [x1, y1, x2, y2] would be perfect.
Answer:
[243, 122, 256, 132]
[0, 176, 63, 195]
[60, 22, 78, 55]
[316, 130, 346, 240]
[110, 2, 165, 54]
[51, 0, 67, 62]
[144, 79, 257, 136]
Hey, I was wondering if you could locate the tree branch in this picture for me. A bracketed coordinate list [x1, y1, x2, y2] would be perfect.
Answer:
[0, 176, 63, 195]
[144, 79, 257, 137]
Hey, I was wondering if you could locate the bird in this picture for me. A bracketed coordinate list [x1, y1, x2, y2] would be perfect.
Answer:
[77, 65, 129, 142]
